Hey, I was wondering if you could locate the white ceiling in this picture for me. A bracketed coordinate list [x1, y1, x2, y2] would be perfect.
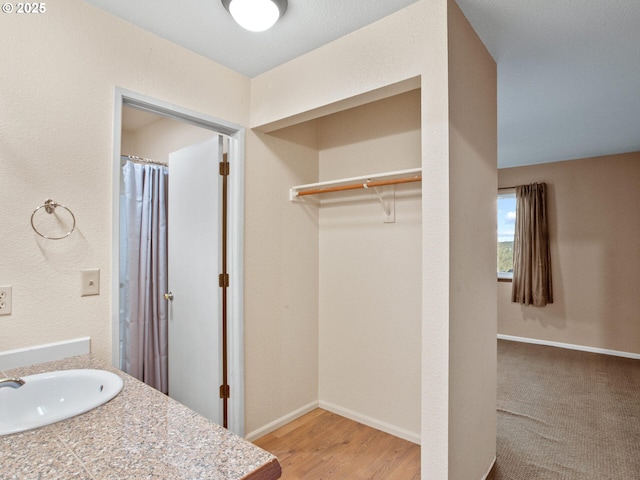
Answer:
[85, 0, 640, 168]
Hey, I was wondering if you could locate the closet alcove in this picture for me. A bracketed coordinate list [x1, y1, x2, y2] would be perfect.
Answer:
[268, 88, 422, 443]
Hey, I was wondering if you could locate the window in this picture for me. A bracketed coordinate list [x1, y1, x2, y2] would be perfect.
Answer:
[497, 190, 516, 280]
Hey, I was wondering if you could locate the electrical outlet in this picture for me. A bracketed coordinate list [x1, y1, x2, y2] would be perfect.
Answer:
[0, 286, 12, 315]
[81, 269, 100, 296]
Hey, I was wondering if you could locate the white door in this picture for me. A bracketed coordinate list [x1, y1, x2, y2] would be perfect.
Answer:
[167, 136, 222, 424]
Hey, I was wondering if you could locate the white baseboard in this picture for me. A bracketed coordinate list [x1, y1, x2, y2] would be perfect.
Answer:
[0, 337, 91, 371]
[245, 400, 421, 446]
[318, 400, 421, 445]
[245, 401, 319, 442]
[498, 334, 640, 360]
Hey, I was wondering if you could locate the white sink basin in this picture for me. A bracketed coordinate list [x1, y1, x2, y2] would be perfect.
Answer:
[0, 369, 123, 436]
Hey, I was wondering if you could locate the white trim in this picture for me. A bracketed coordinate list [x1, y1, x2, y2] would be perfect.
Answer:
[498, 334, 640, 360]
[244, 401, 319, 442]
[482, 456, 497, 480]
[318, 400, 421, 445]
[112, 87, 245, 436]
[0, 337, 90, 371]
[227, 128, 246, 437]
[112, 93, 123, 369]
[244, 400, 422, 446]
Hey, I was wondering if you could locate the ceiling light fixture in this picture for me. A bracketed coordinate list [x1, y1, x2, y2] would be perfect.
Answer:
[221, 0, 288, 32]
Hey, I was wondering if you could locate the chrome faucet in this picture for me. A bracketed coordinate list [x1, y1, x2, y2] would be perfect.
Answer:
[0, 377, 25, 389]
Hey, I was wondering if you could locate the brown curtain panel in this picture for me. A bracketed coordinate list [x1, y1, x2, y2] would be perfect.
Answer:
[511, 183, 553, 306]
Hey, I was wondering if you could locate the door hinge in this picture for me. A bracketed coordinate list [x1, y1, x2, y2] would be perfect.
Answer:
[219, 162, 230, 176]
[219, 273, 229, 288]
[220, 384, 230, 399]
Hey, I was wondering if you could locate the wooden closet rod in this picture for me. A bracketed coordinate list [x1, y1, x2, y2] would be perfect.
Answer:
[296, 175, 422, 197]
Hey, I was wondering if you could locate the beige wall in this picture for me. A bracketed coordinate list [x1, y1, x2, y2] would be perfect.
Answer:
[317, 90, 422, 441]
[250, 0, 455, 473]
[250, 3, 429, 132]
[121, 130, 135, 156]
[447, 1, 498, 477]
[498, 152, 640, 354]
[0, 0, 320, 441]
[251, 1, 497, 477]
[0, 0, 249, 364]
[243, 122, 320, 436]
[1, 0, 498, 477]
[122, 114, 216, 162]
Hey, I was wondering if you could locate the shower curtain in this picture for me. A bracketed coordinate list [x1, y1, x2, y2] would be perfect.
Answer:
[121, 160, 169, 394]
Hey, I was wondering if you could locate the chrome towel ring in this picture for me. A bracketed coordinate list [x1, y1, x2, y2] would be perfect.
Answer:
[30, 199, 76, 240]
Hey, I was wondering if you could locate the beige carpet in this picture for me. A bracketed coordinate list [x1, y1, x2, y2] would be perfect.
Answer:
[489, 340, 640, 479]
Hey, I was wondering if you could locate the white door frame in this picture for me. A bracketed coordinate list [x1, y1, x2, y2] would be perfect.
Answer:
[111, 87, 245, 436]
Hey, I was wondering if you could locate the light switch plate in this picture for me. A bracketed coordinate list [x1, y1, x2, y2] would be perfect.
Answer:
[81, 269, 100, 296]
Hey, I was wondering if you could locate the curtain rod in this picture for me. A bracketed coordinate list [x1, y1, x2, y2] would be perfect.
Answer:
[498, 186, 516, 190]
[121, 154, 168, 167]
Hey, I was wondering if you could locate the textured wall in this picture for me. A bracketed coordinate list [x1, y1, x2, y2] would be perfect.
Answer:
[317, 90, 422, 441]
[0, 0, 248, 373]
[243, 122, 320, 436]
[1, 1, 499, 475]
[123, 114, 216, 163]
[250, 3, 453, 476]
[249, 3, 428, 132]
[498, 152, 640, 354]
[447, 1, 498, 477]
[251, 1, 498, 477]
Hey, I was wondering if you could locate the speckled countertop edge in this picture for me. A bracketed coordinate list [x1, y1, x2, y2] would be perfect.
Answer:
[0, 356, 279, 480]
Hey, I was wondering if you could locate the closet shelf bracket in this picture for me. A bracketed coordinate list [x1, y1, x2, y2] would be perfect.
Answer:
[367, 185, 395, 223]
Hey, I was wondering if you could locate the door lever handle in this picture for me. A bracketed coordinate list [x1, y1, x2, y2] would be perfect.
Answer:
[164, 292, 174, 301]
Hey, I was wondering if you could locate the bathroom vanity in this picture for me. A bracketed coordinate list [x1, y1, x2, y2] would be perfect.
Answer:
[0, 355, 281, 480]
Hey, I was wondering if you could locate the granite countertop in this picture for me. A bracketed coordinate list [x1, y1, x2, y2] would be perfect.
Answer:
[0, 355, 281, 480]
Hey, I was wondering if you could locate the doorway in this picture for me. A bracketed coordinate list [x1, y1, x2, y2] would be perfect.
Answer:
[111, 88, 245, 436]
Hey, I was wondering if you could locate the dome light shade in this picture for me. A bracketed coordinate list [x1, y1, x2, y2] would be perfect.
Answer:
[221, 0, 288, 32]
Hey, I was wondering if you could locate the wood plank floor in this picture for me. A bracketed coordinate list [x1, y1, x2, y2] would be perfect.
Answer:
[253, 409, 421, 479]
